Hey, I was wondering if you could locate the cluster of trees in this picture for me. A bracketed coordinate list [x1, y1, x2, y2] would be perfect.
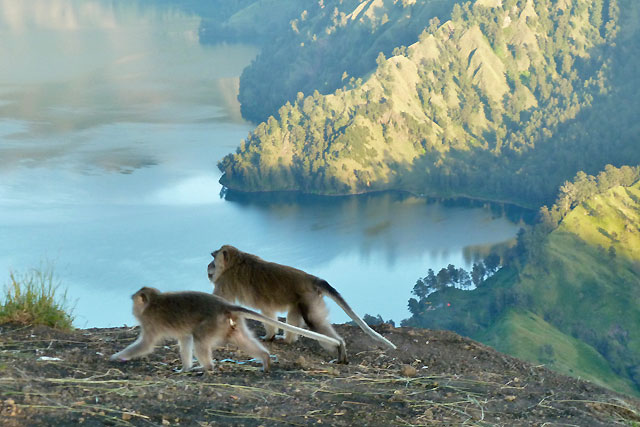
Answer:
[540, 165, 640, 230]
[221, 0, 639, 209]
[405, 164, 640, 322]
[402, 165, 640, 336]
[512, 164, 640, 269]
[401, 165, 640, 390]
[407, 253, 501, 318]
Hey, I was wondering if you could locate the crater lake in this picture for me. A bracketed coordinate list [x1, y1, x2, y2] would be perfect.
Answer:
[0, 0, 525, 327]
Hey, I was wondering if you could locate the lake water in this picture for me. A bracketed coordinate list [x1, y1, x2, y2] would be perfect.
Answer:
[0, 0, 523, 328]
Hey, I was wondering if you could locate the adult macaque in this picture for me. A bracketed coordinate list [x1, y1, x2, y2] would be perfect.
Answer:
[207, 245, 397, 363]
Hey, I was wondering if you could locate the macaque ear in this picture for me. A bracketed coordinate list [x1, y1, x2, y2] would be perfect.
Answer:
[133, 288, 149, 305]
[139, 291, 148, 304]
[222, 249, 229, 263]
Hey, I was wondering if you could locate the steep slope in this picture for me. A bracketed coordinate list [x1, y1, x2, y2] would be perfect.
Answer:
[237, 0, 459, 122]
[220, 0, 640, 208]
[480, 310, 637, 394]
[404, 172, 640, 395]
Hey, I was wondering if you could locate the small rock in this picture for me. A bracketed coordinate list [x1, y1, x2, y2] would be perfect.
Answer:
[504, 395, 517, 402]
[400, 365, 417, 377]
[295, 355, 309, 369]
[325, 366, 339, 376]
[122, 413, 132, 421]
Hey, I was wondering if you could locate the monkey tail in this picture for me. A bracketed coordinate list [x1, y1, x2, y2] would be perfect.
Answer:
[233, 306, 343, 349]
[317, 280, 397, 350]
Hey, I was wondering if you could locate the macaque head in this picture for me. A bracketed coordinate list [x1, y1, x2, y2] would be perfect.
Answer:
[208, 245, 236, 282]
[131, 286, 159, 318]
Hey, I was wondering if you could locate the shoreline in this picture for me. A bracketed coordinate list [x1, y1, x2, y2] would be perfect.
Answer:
[221, 185, 538, 212]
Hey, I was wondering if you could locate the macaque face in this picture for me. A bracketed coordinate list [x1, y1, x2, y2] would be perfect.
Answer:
[208, 247, 229, 282]
[207, 259, 216, 282]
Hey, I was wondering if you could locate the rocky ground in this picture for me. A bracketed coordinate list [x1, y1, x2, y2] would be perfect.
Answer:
[1, 322, 639, 426]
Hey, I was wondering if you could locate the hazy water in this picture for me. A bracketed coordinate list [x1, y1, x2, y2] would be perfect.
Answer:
[0, 0, 523, 328]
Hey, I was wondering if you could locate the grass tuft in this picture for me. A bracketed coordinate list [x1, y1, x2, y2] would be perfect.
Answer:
[0, 266, 74, 330]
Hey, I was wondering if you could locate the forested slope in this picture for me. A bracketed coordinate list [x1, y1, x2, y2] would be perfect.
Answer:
[237, 0, 459, 122]
[220, 0, 640, 208]
[402, 165, 640, 395]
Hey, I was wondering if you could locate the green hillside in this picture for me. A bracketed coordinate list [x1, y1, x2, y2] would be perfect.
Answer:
[480, 310, 636, 394]
[220, 0, 640, 208]
[403, 168, 640, 395]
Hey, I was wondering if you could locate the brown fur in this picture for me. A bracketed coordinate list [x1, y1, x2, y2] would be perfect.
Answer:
[111, 287, 343, 372]
[207, 245, 396, 364]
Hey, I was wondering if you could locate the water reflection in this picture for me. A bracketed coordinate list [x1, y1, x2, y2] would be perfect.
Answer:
[0, 0, 257, 170]
[222, 190, 528, 268]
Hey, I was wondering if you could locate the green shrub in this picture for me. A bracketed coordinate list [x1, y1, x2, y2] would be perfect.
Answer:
[0, 267, 74, 330]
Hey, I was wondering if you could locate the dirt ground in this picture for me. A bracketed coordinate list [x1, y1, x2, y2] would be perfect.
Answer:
[1, 321, 639, 426]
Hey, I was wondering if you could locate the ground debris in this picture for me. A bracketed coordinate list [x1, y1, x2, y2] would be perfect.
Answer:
[0, 322, 638, 426]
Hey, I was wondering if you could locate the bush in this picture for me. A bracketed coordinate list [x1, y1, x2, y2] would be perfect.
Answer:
[0, 267, 74, 330]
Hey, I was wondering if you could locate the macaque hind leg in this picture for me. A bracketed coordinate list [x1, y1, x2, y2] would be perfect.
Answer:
[193, 337, 220, 372]
[261, 309, 278, 341]
[301, 302, 348, 364]
[230, 321, 271, 372]
[193, 321, 224, 371]
[283, 307, 303, 344]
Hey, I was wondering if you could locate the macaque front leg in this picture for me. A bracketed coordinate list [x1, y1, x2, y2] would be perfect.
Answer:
[175, 335, 194, 372]
[110, 331, 158, 362]
[230, 322, 271, 372]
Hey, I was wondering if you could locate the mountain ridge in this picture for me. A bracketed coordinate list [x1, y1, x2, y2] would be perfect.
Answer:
[220, 0, 638, 208]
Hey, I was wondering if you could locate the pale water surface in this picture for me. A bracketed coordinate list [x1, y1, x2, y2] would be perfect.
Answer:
[0, 0, 523, 327]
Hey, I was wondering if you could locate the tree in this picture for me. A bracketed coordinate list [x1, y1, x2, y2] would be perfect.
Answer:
[408, 298, 421, 316]
[412, 279, 428, 299]
[436, 268, 451, 290]
[471, 262, 486, 287]
[424, 269, 437, 292]
[447, 264, 460, 285]
[484, 253, 501, 274]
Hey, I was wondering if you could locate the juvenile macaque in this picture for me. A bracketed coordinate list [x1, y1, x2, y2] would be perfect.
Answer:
[207, 245, 397, 363]
[110, 287, 344, 372]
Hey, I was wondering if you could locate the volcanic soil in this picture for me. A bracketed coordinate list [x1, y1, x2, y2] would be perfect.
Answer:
[1, 322, 639, 426]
